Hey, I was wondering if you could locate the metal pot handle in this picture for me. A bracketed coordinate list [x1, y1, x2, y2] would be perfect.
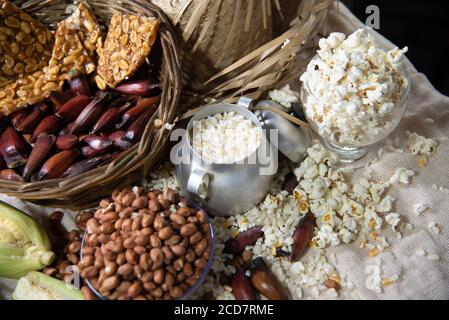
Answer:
[187, 168, 209, 199]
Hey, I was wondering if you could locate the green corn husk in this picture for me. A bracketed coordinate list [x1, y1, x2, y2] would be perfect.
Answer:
[13, 271, 83, 300]
[0, 200, 55, 278]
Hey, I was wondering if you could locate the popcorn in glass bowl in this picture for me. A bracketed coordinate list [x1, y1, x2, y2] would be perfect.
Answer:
[300, 28, 410, 162]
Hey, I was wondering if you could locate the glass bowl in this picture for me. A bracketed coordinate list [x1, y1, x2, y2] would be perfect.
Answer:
[300, 60, 411, 163]
[80, 201, 215, 300]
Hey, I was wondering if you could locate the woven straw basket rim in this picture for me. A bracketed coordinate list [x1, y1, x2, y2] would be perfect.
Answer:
[0, 0, 182, 210]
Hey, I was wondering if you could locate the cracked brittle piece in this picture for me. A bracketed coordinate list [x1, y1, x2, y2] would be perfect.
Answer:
[96, 13, 160, 89]
[65, 2, 102, 59]
[45, 18, 96, 83]
[0, 0, 54, 87]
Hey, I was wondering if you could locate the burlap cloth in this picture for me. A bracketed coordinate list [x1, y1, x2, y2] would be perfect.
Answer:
[1, 3, 448, 300]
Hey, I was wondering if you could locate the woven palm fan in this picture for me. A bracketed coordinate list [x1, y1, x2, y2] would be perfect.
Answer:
[0, 0, 181, 210]
[150, 0, 335, 103]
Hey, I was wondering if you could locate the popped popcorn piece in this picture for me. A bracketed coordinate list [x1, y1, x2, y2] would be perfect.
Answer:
[413, 203, 429, 215]
[428, 221, 441, 235]
[385, 213, 401, 231]
[415, 248, 426, 256]
[268, 84, 300, 109]
[407, 132, 438, 157]
[377, 195, 395, 213]
[389, 167, 415, 185]
[427, 254, 440, 261]
[365, 265, 382, 294]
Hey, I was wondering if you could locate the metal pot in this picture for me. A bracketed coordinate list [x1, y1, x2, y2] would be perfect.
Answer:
[172, 98, 276, 216]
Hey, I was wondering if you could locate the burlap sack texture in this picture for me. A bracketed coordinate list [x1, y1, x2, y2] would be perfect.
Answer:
[150, 0, 335, 104]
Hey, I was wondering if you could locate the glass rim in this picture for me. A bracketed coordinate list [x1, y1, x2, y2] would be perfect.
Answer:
[300, 58, 411, 120]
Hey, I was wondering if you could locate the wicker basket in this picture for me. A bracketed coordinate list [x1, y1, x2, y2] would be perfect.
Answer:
[0, 0, 182, 210]
[147, 0, 335, 104]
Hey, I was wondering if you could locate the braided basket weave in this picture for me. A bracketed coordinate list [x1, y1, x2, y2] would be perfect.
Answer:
[0, 0, 182, 209]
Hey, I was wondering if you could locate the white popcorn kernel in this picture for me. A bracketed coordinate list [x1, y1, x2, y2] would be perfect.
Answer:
[389, 167, 415, 185]
[413, 203, 429, 215]
[268, 85, 300, 109]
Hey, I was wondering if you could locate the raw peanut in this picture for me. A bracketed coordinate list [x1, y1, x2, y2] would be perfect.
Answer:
[114, 218, 123, 230]
[127, 282, 142, 298]
[116, 281, 132, 294]
[185, 275, 199, 286]
[106, 241, 123, 253]
[123, 236, 135, 249]
[81, 286, 96, 300]
[169, 214, 185, 226]
[141, 214, 154, 227]
[324, 279, 339, 290]
[177, 207, 191, 217]
[133, 265, 144, 277]
[180, 238, 189, 248]
[139, 253, 151, 271]
[101, 276, 119, 291]
[141, 271, 154, 283]
[199, 223, 210, 234]
[197, 210, 207, 224]
[80, 255, 94, 267]
[68, 240, 81, 253]
[67, 253, 79, 264]
[183, 263, 193, 276]
[176, 272, 186, 283]
[158, 198, 170, 210]
[166, 265, 176, 275]
[164, 235, 181, 246]
[143, 281, 156, 292]
[158, 226, 173, 240]
[84, 266, 98, 279]
[153, 268, 165, 285]
[121, 193, 135, 206]
[194, 258, 208, 269]
[180, 223, 197, 237]
[101, 211, 119, 223]
[141, 227, 153, 236]
[121, 218, 132, 232]
[117, 264, 133, 276]
[94, 254, 105, 269]
[133, 245, 146, 255]
[104, 250, 117, 262]
[195, 238, 208, 256]
[131, 216, 143, 231]
[149, 248, 163, 270]
[187, 216, 199, 224]
[170, 245, 186, 257]
[101, 223, 115, 234]
[134, 234, 149, 246]
[132, 196, 148, 209]
[151, 287, 163, 298]
[149, 234, 161, 248]
[153, 216, 165, 231]
[161, 246, 174, 262]
[148, 199, 160, 211]
[189, 232, 203, 246]
[185, 249, 196, 263]
[125, 248, 138, 264]
[81, 247, 95, 256]
[119, 207, 134, 219]
[116, 252, 126, 266]
[86, 218, 100, 234]
[170, 286, 183, 299]
[163, 188, 177, 203]
[43, 267, 58, 277]
[104, 262, 117, 276]
[164, 273, 175, 290]
[99, 199, 111, 209]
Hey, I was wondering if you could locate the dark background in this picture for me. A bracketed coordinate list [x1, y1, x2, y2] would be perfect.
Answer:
[342, 0, 449, 95]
